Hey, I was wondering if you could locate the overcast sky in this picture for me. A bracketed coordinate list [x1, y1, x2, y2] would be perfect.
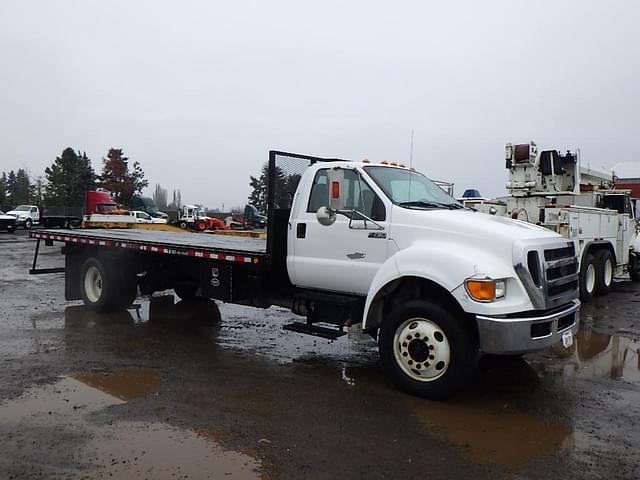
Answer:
[1, 0, 639, 209]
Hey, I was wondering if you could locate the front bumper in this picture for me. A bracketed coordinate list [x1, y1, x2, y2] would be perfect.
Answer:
[475, 299, 580, 355]
[0, 219, 16, 230]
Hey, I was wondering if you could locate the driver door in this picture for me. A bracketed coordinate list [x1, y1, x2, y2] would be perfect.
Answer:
[290, 168, 390, 295]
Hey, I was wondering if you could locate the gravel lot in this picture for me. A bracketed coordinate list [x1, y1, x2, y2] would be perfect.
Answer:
[1, 229, 639, 479]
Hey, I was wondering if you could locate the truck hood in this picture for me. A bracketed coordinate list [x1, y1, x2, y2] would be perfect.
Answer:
[5, 210, 28, 217]
[0, 213, 16, 220]
[390, 207, 560, 252]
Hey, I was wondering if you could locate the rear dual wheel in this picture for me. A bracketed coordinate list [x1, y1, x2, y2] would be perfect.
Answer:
[580, 250, 615, 301]
[378, 300, 478, 400]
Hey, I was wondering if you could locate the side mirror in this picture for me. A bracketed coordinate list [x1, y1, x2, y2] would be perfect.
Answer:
[316, 206, 336, 226]
[328, 168, 345, 211]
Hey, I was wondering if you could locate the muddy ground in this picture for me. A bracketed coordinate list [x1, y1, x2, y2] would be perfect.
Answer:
[1, 229, 639, 479]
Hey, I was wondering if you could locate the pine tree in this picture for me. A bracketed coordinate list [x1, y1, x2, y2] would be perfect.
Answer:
[44, 148, 96, 206]
[247, 163, 297, 212]
[99, 148, 148, 205]
[6, 169, 34, 205]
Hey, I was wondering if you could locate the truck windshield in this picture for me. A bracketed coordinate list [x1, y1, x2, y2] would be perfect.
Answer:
[14, 205, 31, 211]
[364, 166, 462, 209]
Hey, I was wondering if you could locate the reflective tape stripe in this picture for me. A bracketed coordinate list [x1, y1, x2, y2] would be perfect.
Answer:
[37, 232, 258, 264]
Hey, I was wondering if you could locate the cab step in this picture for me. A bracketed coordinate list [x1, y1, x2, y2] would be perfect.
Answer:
[283, 322, 347, 340]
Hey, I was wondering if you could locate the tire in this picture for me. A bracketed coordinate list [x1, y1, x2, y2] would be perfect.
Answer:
[594, 250, 614, 296]
[378, 300, 479, 400]
[197, 221, 206, 231]
[179, 221, 187, 229]
[579, 253, 596, 302]
[80, 257, 119, 312]
[630, 253, 640, 282]
[24, 218, 32, 229]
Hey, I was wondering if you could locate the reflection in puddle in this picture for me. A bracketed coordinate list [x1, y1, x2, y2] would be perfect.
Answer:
[408, 397, 573, 467]
[72, 367, 162, 401]
[534, 316, 640, 382]
[0, 374, 261, 479]
[64, 295, 222, 330]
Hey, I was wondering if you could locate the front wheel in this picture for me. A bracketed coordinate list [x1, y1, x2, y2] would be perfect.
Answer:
[579, 253, 596, 302]
[24, 218, 32, 229]
[594, 250, 614, 295]
[378, 300, 479, 400]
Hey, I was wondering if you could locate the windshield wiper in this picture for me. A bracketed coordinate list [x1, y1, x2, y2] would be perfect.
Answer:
[399, 200, 463, 210]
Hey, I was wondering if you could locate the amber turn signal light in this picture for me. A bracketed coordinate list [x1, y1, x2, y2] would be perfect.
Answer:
[465, 280, 496, 302]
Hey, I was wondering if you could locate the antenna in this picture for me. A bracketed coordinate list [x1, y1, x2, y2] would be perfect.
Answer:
[408, 129, 414, 200]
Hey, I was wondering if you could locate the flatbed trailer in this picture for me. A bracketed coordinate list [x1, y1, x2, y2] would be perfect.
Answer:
[30, 227, 274, 308]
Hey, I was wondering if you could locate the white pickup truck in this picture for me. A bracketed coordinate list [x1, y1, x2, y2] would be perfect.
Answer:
[29, 151, 580, 398]
[6, 205, 40, 229]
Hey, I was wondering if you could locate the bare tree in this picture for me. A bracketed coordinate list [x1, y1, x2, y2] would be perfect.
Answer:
[153, 184, 168, 209]
[168, 189, 182, 210]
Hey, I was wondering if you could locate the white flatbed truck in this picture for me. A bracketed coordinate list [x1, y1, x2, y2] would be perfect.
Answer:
[30, 150, 580, 399]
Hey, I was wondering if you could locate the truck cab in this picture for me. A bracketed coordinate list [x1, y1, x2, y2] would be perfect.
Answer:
[280, 155, 580, 397]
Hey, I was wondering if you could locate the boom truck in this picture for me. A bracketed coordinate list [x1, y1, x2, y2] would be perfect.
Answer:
[29, 151, 580, 399]
[465, 142, 639, 300]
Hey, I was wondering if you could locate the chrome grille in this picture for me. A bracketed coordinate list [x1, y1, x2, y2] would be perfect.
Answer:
[514, 239, 579, 310]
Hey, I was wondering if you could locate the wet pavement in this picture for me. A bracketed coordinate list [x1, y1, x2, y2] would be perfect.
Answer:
[1, 230, 640, 479]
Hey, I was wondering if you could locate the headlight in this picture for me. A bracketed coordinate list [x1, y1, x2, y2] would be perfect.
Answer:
[465, 279, 506, 302]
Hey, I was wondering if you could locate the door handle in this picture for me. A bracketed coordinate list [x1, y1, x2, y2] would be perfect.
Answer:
[297, 223, 307, 238]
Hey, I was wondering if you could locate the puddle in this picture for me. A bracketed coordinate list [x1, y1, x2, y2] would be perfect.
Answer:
[72, 367, 162, 401]
[0, 376, 124, 420]
[0, 367, 159, 421]
[408, 398, 573, 467]
[533, 323, 640, 382]
[0, 372, 261, 478]
[87, 421, 261, 479]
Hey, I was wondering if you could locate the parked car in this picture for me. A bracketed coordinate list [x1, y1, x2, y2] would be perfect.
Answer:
[5, 205, 40, 229]
[0, 210, 17, 232]
[131, 210, 167, 224]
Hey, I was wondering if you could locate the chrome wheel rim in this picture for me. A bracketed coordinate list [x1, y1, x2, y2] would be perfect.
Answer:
[84, 266, 103, 303]
[393, 317, 450, 382]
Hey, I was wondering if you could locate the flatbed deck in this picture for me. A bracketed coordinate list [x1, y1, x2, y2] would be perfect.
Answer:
[31, 229, 267, 265]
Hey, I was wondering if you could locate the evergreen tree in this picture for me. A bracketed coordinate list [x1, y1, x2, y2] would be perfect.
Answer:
[99, 148, 148, 205]
[247, 163, 298, 212]
[6, 169, 34, 205]
[44, 148, 96, 206]
[248, 164, 268, 213]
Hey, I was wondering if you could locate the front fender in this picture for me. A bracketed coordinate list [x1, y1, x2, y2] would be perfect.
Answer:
[362, 242, 525, 330]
